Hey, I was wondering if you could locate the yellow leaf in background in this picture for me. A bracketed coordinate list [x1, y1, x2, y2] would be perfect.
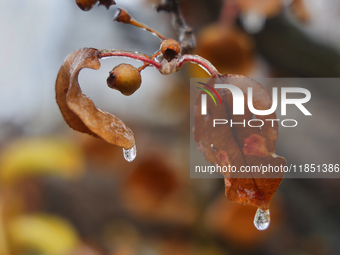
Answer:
[0, 203, 10, 255]
[9, 214, 79, 255]
[0, 137, 85, 184]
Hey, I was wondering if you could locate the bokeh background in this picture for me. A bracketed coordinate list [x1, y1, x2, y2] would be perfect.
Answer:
[1, 0, 340, 254]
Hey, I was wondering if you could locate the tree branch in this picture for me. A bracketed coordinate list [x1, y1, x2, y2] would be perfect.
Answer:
[156, 0, 196, 55]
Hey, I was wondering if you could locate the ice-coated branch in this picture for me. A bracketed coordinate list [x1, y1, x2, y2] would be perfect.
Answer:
[99, 49, 162, 69]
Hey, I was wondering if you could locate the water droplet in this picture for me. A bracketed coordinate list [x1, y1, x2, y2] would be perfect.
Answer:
[254, 208, 270, 230]
[123, 144, 137, 162]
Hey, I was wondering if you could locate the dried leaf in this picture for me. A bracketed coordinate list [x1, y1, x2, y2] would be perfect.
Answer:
[194, 75, 286, 210]
[121, 157, 197, 225]
[75, 0, 115, 11]
[56, 48, 135, 149]
[122, 157, 179, 211]
[192, 24, 254, 77]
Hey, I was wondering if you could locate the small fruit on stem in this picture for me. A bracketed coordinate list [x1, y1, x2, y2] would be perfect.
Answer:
[107, 64, 142, 96]
[113, 8, 132, 24]
[75, 0, 115, 10]
[160, 39, 181, 61]
[75, 0, 98, 11]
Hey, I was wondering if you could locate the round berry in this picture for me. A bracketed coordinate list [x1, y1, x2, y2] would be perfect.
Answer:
[76, 0, 98, 11]
[160, 39, 181, 61]
[107, 64, 142, 96]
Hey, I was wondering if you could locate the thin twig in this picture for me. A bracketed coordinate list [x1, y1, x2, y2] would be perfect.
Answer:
[114, 8, 166, 40]
[99, 50, 220, 77]
[99, 49, 162, 69]
[156, 0, 196, 54]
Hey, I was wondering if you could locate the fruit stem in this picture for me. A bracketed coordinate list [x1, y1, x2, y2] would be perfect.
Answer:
[99, 49, 162, 69]
[99, 50, 221, 77]
[177, 54, 220, 77]
[114, 8, 166, 40]
[129, 19, 167, 41]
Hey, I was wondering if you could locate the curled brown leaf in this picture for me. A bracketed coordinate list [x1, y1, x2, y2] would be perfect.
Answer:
[56, 48, 135, 149]
[194, 75, 286, 210]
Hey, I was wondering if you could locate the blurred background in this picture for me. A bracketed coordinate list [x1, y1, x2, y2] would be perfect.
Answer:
[1, 0, 340, 254]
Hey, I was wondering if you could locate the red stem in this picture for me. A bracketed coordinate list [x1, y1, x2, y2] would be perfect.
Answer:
[99, 50, 162, 69]
[177, 54, 220, 77]
[99, 50, 220, 77]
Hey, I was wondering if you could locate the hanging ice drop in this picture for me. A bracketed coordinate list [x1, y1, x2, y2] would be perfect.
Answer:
[123, 144, 137, 162]
[253, 208, 270, 230]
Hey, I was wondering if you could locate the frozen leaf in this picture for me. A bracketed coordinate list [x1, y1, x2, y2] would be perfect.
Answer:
[194, 75, 286, 210]
[75, 0, 115, 11]
[56, 48, 135, 149]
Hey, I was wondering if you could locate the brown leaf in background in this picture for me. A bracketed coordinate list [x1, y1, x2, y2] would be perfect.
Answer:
[237, 0, 282, 17]
[290, 0, 310, 23]
[204, 194, 282, 247]
[192, 24, 254, 77]
[194, 75, 286, 210]
[56, 48, 135, 149]
[67, 243, 103, 255]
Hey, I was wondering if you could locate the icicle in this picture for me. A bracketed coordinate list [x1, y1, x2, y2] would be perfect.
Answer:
[254, 208, 270, 230]
[123, 144, 137, 162]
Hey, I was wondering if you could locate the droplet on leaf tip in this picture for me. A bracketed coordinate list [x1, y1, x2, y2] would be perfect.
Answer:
[123, 144, 137, 162]
[254, 208, 270, 230]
